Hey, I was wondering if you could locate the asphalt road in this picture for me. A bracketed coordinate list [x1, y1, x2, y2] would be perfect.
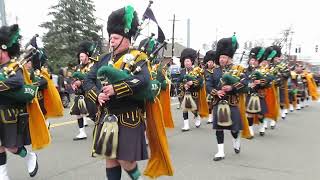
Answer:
[7, 98, 320, 180]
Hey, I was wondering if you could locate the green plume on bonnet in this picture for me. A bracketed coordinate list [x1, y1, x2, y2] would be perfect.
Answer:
[123, 5, 135, 33]
[256, 48, 265, 60]
[7, 29, 20, 48]
[89, 43, 96, 54]
[231, 33, 237, 49]
[147, 38, 155, 53]
[267, 50, 277, 60]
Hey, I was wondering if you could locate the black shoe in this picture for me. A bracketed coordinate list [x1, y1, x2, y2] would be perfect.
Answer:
[195, 125, 201, 128]
[27, 153, 38, 177]
[29, 161, 38, 177]
[73, 137, 87, 141]
[213, 156, 225, 161]
[181, 129, 190, 132]
[234, 148, 240, 154]
[206, 121, 213, 124]
[282, 117, 285, 120]
[271, 126, 275, 129]
[260, 132, 265, 136]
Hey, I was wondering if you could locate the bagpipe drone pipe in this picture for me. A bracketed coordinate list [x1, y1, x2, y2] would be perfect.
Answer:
[0, 47, 39, 103]
[97, 33, 167, 102]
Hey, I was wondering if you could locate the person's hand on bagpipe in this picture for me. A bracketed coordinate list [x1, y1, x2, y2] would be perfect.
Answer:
[221, 85, 232, 92]
[217, 90, 226, 99]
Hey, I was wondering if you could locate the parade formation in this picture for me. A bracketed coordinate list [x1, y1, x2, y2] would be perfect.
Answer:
[0, 1, 320, 180]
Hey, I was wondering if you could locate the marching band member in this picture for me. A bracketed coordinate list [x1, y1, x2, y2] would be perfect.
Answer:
[209, 36, 247, 161]
[83, 5, 173, 179]
[270, 45, 290, 120]
[0, 24, 50, 179]
[245, 46, 271, 137]
[204, 50, 217, 124]
[259, 47, 280, 130]
[178, 48, 208, 131]
[70, 41, 97, 140]
[290, 64, 308, 110]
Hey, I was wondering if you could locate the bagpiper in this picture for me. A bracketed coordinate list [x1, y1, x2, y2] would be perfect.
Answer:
[141, 37, 175, 129]
[70, 41, 97, 141]
[0, 24, 50, 180]
[259, 47, 280, 130]
[289, 63, 308, 111]
[208, 35, 248, 161]
[83, 5, 173, 179]
[270, 45, 290, 120]
[245, 46, 270, 137]
[25, 35, 64, 128]
[24, 50, 48, 120]
[178, 48, 208, 131]
[203, 50, 217, 124]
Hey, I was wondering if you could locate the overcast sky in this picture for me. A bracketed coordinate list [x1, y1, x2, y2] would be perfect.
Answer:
[4, 0, 320, 58]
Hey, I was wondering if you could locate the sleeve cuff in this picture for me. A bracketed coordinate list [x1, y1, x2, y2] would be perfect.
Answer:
[260, 79, 267, 86]
[113, 82, 133, 98]
[192, 80, 199, 87]
[0, 81, 10, 92]
[233, 82, 244, 90]
[86, 89, 98, 103]
[210, 89, 218, 96]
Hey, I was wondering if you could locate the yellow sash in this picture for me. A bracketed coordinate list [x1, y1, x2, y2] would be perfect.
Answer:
[198, 80, 209, 118]
[113, 50, 174, 178]
[305, 73, 319, 101]
[239, 94, 251, 138]
[264, 83, 280, 121]
[23, 67, 51, 150]
[41, 68, 64, 117]
[159, 81, 175, 128]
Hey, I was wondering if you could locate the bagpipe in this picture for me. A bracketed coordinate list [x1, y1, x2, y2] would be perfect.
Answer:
[248, 65, 272, 82]
[97, 32, 167, 102]
[182, 67, 204, 85]
[180, 66, 205, 111]
[246, 66, 264, 113]
[217, 65, 247, 126]
[268, 62, 290, 84]
[72, 61, 96, 82]
[220, 66, 247, 92]
[0, 47, 39, 103]
[151, 59, 170, 91]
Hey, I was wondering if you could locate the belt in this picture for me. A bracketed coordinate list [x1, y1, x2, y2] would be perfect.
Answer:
[0, 104, 25, 109]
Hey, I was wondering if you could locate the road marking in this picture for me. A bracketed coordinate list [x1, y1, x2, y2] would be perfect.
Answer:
[50, 120, 77, 128]
[171, 102, 180, 106]
[51, 102, 180, 128]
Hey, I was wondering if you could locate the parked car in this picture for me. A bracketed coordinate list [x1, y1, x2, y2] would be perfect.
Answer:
[169, 64, 181, 97]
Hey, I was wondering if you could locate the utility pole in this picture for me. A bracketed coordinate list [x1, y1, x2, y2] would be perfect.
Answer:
[169, 14, 179, 57]
[0, 0, 7, 26]
[187, 18, 190, 48]
[288, 30, 294, 58]
[215, 28, 218, 42]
